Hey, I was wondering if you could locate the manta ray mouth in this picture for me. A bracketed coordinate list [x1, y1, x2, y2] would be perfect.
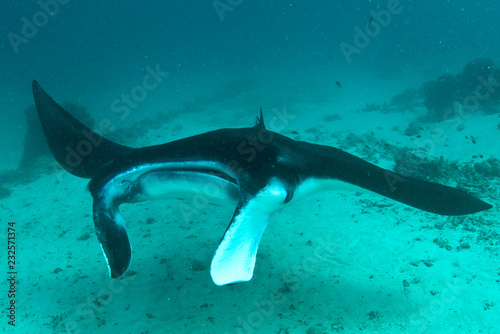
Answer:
[133, 167, 241, 202]
[173, 167, 238, 186]
[92, 165, 242, 279]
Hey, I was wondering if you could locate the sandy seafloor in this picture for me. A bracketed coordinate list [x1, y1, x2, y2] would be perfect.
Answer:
[1, 78, 500, 334]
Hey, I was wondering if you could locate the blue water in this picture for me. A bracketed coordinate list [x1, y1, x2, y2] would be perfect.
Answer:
[2, 1, 499, 129]
[1, 1, 499, 333]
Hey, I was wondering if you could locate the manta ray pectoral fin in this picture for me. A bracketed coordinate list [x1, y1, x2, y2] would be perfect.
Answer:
[299, 143, 492, 215]
[32, 80, 134, 178]
[211, 180, 288, 286]
[210, 204, 270, 286]
[92, 199, 132, 278]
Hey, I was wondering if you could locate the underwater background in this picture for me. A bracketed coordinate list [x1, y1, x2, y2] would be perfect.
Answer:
[1, 1, 499, 333]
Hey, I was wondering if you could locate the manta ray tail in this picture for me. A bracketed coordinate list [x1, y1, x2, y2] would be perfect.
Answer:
[32, 80, 133, 178]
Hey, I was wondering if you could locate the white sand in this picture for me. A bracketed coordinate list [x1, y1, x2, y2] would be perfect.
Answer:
[2, 80, 499, 334]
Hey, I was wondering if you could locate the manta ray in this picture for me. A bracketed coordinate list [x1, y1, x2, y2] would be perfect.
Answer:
[32, 80, 492, 286]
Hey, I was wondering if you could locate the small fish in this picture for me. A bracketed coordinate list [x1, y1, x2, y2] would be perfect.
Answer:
[368, 17, 374, 27]
[32, 80, 493, 286]
[335, 81, 341, 88]
[471, 136, 476, 144]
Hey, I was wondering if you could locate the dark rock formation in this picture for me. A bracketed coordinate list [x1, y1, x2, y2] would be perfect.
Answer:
[418, 58, 500, 120]
[421, 74, 458, 121]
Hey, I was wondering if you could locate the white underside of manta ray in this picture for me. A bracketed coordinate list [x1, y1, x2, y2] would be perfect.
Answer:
[32, 80, 492, 286]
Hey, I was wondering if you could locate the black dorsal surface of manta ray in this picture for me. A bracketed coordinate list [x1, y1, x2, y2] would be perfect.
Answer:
[32, 80, 492, 286]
